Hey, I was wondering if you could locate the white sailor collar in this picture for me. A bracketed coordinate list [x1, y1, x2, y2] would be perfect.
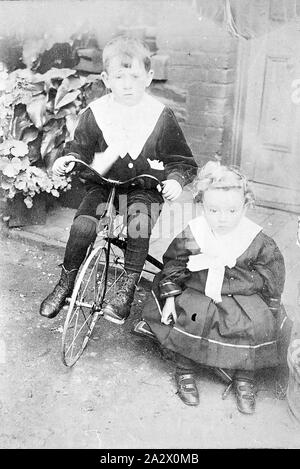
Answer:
[188, 215, 262, 303]
[89, 93, 165, 160]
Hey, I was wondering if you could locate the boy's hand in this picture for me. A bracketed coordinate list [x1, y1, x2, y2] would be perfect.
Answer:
[91, 145, 127, 176]
[52, 155, 75, 176]
[161, 296, 177, 325]
[162, 179, 182, 201]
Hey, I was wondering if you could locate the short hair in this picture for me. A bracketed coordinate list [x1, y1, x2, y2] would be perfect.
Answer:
[192, 161, 255, 206]
[102, 35, 152, 72]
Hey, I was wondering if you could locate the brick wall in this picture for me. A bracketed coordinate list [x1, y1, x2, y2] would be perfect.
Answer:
[166, 44, 237, 167]
[0, 0, 240, 168]
[144, 0, 239, 167]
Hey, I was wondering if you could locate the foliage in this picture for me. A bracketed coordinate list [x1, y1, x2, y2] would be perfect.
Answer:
[0, 67, 104, 169]
[0, 139, 72, 208]
[0, 64, 105, 209]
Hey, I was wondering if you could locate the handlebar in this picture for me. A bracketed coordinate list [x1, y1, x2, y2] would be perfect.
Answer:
[68, 157, 161, 188]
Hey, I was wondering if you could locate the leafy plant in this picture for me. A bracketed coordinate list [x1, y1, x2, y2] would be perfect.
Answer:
[0, 139, 71, 208]
[0, 67, 104, 169]
[0, 64, 105, 209]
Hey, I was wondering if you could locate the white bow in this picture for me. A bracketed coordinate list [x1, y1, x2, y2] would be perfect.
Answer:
[187, 216, 262, 303]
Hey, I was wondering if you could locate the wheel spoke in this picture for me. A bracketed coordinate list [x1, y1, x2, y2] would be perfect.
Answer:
[77, 261, 97, 299]
[67, 305, 81, 360]
[65, 307, 97, 357]
[65, 261, 98, 331]
[104, 270, 124, 296]
[61, 241, 128, 367]
[62, 245, 104, 366]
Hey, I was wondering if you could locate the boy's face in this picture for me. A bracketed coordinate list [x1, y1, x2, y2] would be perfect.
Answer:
[101, 56, 153, 106]
[202, 188, 247, 235]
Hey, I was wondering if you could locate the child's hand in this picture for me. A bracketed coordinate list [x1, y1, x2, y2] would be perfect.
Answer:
[91, 145, 128, 176]
[162, 179, 182, 201]
[161, 296, 177, 325]
[52, 155, 75, 176]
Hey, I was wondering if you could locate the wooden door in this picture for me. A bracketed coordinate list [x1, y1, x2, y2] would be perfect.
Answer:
[237, 0, 300, 212]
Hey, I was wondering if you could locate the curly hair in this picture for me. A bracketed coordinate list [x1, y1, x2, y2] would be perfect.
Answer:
[192, 161, 255, 206]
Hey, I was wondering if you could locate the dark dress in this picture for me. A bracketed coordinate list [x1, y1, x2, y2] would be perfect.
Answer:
[143, 224, 291, 371]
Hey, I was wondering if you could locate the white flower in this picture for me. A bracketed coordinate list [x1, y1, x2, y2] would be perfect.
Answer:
[24, 196, 33, 208]
[147, 158, 165, 170]
[10, 141, 29, 157]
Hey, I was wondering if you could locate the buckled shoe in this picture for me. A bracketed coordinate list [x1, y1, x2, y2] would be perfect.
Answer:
[175, 373, 199, 407]
[234, 379, 257, 415]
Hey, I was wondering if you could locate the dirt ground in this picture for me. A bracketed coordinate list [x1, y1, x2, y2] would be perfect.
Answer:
[1, 235, 300, 449]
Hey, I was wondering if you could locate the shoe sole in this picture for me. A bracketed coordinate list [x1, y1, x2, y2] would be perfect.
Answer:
[237, 408, 255, 415]
[132, 329, 156, 340]
[132, 322, 157, 340]
[102, 299, 130, 325]
[236, 403, 256, 415]
[177, 392, 200, 406]
[102, 310, 125, 325]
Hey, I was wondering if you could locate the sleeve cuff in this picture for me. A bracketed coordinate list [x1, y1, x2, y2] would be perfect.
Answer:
[159, 280, 182, 298]
[64, 151, 83, 161]
[166, 172, 185, 188]
[266, 297, 281, 312]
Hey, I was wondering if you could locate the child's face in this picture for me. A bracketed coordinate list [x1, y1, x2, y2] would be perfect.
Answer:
[101, 56, 153, 106]
[202, 188, 247, 235]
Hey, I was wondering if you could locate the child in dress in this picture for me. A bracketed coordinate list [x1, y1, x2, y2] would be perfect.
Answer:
[141, 161, 289, 414]
[40, 35, 197, 324]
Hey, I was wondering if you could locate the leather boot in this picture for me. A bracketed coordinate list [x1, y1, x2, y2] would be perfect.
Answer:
[39, 266, 78, 319]
[103, 272, 140, 325]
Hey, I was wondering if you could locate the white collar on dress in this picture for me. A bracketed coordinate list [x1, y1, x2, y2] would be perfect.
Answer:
[188, 215, 262, 303]
[89, 93, 165, 160]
